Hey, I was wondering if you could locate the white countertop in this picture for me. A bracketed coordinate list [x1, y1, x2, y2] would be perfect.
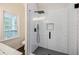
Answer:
[0, 43, 22, 55]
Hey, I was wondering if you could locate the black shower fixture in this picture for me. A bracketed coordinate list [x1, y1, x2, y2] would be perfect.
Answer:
[34, 10, 45, 14]
[74, 3, 79, 9]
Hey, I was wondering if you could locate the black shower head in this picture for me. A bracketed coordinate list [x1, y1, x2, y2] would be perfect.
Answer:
[34, 10, 45, 14]
[74, 3, 79, 9]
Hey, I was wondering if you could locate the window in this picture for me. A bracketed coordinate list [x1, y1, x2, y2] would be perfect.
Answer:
[3, 11, 18, 40]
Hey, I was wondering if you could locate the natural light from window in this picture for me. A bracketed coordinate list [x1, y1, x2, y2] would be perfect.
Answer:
[3, 11, 18, 40]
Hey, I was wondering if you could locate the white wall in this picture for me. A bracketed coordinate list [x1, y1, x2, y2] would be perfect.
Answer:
[77, 9, 79, 55]
[37, 3, 69, 11]
[38, 3, 79, 55]
[68, 4, 78, 55]
[37, 3, 69, 53]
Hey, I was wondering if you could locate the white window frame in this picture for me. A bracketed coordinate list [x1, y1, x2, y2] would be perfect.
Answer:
[2, 11, 20, 41]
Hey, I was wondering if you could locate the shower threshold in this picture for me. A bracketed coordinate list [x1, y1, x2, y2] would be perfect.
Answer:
[33, 47, 68, 55]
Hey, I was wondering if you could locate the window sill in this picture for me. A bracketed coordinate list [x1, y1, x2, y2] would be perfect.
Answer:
[0, 36, 20, 42]
[1, 36, 20, 42]
[5, 36, 19, 40]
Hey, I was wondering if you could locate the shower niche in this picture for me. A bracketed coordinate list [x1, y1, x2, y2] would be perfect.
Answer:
[47, 23, 54, 31]
[47, 23, 54, 39]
